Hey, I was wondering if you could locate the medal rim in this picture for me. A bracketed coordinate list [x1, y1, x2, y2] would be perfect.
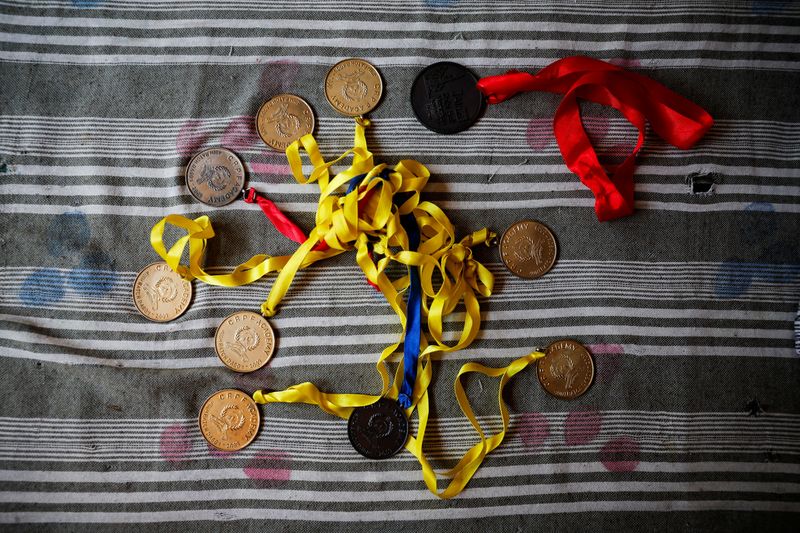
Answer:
[132, 261, 192, 322]
[410, 60, 486, 135]
[499, 219, 558, 279]
[185, 147, 246, 207]
[537, 339, 594, 400]
[214, 310, 276, 373]
[347, 398, 409, 460]
[324, 57, 384, 117]
[198, 388, 261, 451]
[255, 93, 316, 152]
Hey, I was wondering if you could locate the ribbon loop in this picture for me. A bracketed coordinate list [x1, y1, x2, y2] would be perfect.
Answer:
[477, 55, 713, 221]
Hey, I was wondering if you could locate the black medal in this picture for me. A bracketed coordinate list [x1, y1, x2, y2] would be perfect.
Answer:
[411, 61, 485, 134]
[347, 398, 409, 460]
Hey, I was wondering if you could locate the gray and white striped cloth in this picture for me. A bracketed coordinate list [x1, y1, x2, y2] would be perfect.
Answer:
[1, 0, 799, 530]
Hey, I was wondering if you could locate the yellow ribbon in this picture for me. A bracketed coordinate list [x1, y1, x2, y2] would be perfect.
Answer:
[253, 350, 546, 499]
[150, 117, 534, 498]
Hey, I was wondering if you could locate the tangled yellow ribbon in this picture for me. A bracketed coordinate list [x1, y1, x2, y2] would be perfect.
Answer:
[150, 119, 546, 498]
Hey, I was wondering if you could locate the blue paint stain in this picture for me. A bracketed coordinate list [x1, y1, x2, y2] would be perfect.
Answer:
[424, 0, 457, 6]
[67, 250, 118, 296]
[19, 268, 65, 306]
[70, 0, 105, 6]
[714, 261, 754, 299]
[715, 262, 800, 299]
[751, 0, 791, 14]
[744, 201, 775, 213]
[47, 212, 90, 258]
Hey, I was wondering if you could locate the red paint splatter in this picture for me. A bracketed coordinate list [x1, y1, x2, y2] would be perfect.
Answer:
[586, 344, 624, 384]
[599, 436, 640, 472]
[249, 161, 292, 176]
[259, 60, 301, 97]
[517, 412, 550, 449]
[176, 119, 210, 157]
[221, 116, 261, 151]
[244, 450, 293, 487]
[160, 424, 193, 463]
[564, 408, 601, 446]
[526, 117, 554, 151]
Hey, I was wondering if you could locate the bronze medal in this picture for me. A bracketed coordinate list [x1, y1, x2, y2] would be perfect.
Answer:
[325, 58, 383, 116]
[256, 94, 315, 152]
[214, 311, 275, 373]
[185, 147, 245, 207]
[499, 219, 558, 279]
[347, 398, 409, 460]
[132, 262, 192, 322]
[537, 340, 594, 399]
[199, 389, 260, 451]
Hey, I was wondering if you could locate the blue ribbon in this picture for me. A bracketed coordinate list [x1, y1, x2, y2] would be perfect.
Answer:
[398, 213, 422, 409]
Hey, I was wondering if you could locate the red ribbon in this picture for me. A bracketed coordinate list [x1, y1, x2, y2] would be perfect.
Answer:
[244, 187, 329, 251]
[477, 56, 714, 221]
[243, 186, 380, 289]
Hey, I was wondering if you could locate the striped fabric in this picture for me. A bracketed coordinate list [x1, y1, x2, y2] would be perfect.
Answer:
[1, 0, 799, 530]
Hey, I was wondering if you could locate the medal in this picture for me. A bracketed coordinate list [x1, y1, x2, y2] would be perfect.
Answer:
[132, 262, 192, 322]
[214, 311, 275, 373]
[199, 389, 260, 451]
[537, 339, 594, 399]
[347, 398, 409, 460]
[499, 220, 558, 279]
[411, 57, 713, 221]
[256, 94, 315, 152]
[324, 58, 383, 116]
[185, 147, 245, 207]
[411, 61, 485, 134]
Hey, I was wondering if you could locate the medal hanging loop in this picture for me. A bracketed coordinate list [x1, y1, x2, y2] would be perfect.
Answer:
[476, 55, 714, 221]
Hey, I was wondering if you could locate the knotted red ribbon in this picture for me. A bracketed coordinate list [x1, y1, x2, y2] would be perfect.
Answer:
[477, 56, 714, 221]
[243, 186, 379, 288]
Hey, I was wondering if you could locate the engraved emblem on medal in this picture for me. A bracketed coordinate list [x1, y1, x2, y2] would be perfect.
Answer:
[133, 262, 192, 322]
[214, 311, 275, 372]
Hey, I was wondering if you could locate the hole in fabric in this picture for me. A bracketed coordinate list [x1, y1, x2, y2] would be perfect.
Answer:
[688, 172, 717, 194]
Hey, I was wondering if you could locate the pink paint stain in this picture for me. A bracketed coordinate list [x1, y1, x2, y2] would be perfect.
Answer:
[207, 442, 238, 458]
[517, 412, 550, 449]
[564, 408, 601, 446]
[583, 114, 610, 144]
[221, 116, 261, 151]
[176, 119, 210, 157]
[244, 450, 293, 488]
[608, 58, 642, 69]
[259, 60, 301, 97]
[586, 344, 624, 384]
[160, 424, 193, 463]
[599, 142, 637, 168]
[599, 436, 640, 472]
[249, 161, 292, 176]
[526, 117, 554, 151]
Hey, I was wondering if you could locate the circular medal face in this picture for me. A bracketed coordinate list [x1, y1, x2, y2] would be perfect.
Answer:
[347, 398, 409, 460]
[411, 61, 485, 134]
[499, 220, 558, 279]
[256, 94, 316, 152]
[132, 262, 192, 322]
[214, 311, 276, 373]
[185, 147, 245, 207]
[199, 389, 260, 451]
[537, 340, 594, 400]
[325, 58, 383, 116]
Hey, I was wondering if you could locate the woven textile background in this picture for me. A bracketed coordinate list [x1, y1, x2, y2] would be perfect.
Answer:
[1, 0, 799, 530]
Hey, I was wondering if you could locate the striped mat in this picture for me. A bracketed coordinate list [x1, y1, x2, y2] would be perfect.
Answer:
[0, 0, 799, 530]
